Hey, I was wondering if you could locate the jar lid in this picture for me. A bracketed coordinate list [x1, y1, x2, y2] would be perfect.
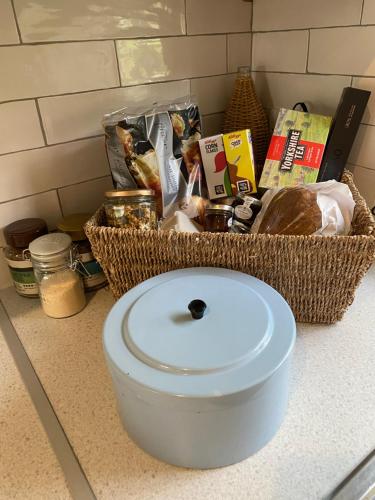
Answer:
[29, 233, 72, 262]
[105, 189, 155, 198]
[57, 213, 91, 241]
[104, 268, 295, 398]
[205, 204, 234, 214]
[4, 218, 48, 248]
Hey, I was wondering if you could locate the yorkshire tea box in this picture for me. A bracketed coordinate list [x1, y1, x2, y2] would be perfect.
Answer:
[222, 130, 257, 195]
[199, 134, 232, 200]
[259, 108, 332, 189]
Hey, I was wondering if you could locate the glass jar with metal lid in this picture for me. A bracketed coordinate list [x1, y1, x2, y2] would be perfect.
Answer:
[29, 233, 86, 318]
[3, 218, 47, 297]
[57, 213, 107, 292]
[204, 204, 234, 233]
[104, 189, 157, 230]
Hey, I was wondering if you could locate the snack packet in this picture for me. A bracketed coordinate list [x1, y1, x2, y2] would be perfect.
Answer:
[103, 97, 207, 221]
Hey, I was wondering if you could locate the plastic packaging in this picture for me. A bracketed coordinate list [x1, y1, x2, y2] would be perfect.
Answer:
[103, 97, 207, 222]
[252, 180, 355, 236]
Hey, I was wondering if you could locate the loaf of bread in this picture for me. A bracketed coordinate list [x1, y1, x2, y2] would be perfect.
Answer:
[257, 186, 322, 235]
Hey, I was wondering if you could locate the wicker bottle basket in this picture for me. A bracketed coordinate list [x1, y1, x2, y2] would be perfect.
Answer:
[85, 171, 375, 324]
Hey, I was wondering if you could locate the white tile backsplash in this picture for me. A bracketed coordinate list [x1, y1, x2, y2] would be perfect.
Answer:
[186, 0, 251, 35]
[0, 137, 109, 203]
[14, 0, 185, 42]
[349, 165, 375, 208]
[0, 190, 62, 246]
[58, 176, 113, 216]
[352, 78, 375, 125]
[309, 27, 375, 76]
[191, 74, 235, 115]
[38, 80, 190, 144]
[0, 42, 119, 101]
[227, 33, 252, 73]
[253, 73, 351, 116]
[0, 0, 19, 44]
[202, 113, 224, 137]
[253, 0, 362, 31]
[116, 35, 227, 86]
[362, 0, 375, 24]
[348, 124, 375, 171]
[252, 31, 309, 72]
[0, 101, 45, 154]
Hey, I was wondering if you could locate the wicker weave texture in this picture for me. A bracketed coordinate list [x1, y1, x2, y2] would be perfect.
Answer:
[224, 71, 270, 168]
[85, 172, 375, 324]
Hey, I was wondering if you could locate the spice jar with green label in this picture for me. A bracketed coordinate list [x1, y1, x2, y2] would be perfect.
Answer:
[3, 218, 48, 297]
[57, 214, 107, 292]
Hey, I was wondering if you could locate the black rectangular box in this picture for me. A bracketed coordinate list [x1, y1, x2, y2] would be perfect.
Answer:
[318, 87, 371, 182]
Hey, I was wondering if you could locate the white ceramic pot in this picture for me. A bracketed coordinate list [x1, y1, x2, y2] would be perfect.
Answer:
[103, 268, 296, 469]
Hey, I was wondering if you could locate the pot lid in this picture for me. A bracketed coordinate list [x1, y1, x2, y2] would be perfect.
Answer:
[104, 268, 295, 397]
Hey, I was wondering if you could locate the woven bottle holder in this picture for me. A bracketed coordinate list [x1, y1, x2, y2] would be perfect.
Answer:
[224, 66, 270, 175]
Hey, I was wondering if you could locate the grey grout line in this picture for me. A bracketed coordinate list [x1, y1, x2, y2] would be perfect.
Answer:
[55, 189, 64, 216]
[305, 30, 310, 73]
[0, 134, 104, 157]
[9, 0, 22, 43]
[251, 69, 370, 78]
[360, 0, 366, 24]
[0, 31, 250, 48]
[0, 73, 234, 106]
[252, 23, 375, 33]
[250, 0, 254, 71]
[0, 301, 96, 500]
[0, 175, 111, 206]
[225, 34, 229, 73]
[34, 99, 48, 146]
[113, 40, 122, 87]
[183, 0, 188, 35]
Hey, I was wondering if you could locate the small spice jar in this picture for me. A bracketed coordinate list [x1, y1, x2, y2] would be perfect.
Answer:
[104, 189, 157, 230]
[232, 195, 262, 229]
[204, 204, 234, 233]
[3, 218, 48, 297]
[29, 233, 86, 318]
[57, 214, 107, 292]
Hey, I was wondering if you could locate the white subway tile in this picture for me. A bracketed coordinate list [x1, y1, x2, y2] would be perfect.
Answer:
[253, 73, 351, 116]
[0, 0, 19, 44]
[116, 36, 226, 86]
[227, 34, 252, 73]
[202, 113, 224, 137]
[14, 0, 185, 42]
[348, 124, 375, 171]
[191, 74, 235, 116]
[0, 190, 62, 247]
[0, 101, 44, 154]
[58, 177, 113, 217]
[252, 31, 308, 73]
[352, 77, 375, 125]
[362, 0, 375, 24]
[0, 137, 110, 203]
[186, 0, 251, 35]
[38, 80, 190, 144]
[309, 27, 375, 76]
[0, 42, 119, 101]
[253, 0, 362, 31]
[351, 165, 375, 208]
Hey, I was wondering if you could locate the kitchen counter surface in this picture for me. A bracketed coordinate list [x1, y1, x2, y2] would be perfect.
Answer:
[1, 267, 375, 500]
[0, 323, 71, 500]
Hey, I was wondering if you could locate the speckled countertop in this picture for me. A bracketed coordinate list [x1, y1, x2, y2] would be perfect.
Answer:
[1, 268, 375, 500]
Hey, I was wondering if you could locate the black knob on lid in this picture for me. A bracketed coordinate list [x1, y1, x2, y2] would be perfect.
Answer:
[188, 299, 207, 320]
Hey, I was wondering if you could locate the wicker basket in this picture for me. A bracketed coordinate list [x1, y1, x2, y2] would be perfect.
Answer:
[85, 172, 375, 324]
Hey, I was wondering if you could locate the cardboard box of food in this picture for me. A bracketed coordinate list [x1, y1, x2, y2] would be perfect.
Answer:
[259, 108, 332, 189]
[199, 134, 232, 200]
[222, 130, 257, 195]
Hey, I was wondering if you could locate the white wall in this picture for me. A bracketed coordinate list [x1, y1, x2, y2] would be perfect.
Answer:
[0, 0, 252, 287]
[252, 0, 375, 208]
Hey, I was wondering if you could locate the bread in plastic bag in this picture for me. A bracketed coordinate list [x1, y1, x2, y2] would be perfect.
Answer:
[251, 180, 355, 236]
[103, 96, 207, 221]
